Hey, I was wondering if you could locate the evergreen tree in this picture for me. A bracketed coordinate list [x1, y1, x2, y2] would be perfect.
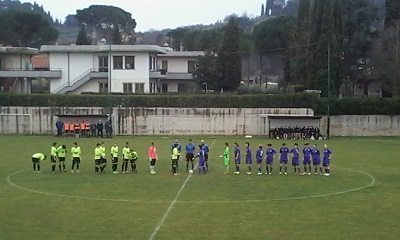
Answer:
[293, 0, 312, 87]
[217, 17, 242, 92]
[76, 23, 91, 45]
[112, 24, 122, 44]
[307, 0, 344, 96]
[261, 4, 265, 16]
[266, 0, 274, 16]
[385, 0, 400, 28]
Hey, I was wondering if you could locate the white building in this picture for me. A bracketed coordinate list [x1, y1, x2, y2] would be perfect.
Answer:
[157, 50, 205, 93]
[0, 47, 60, 93]
[39, 44, 204, 94]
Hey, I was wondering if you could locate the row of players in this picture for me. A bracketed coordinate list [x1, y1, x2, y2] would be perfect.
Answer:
[31, 140, 333, 176]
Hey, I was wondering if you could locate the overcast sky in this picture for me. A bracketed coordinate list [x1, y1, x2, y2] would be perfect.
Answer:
[24, 0, 262, 31]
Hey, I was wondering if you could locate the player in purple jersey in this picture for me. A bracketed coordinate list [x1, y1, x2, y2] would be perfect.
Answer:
[233, 143, 241, 174]
[245, 142, 253, 175]
[195, 148, 207, 174]
[290, 143, 301, 174]
[265, 144, 276, 175]
[322, 144, 333, 176]
[256, 145, 264, 175]
[302, 143, 312, 175]
[279, 143, 290, 175]
[312, 144, 323, 175]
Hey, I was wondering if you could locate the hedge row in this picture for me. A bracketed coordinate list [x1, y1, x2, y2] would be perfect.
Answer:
[0, 93, 319, 109]
[1, 93, 400, 115]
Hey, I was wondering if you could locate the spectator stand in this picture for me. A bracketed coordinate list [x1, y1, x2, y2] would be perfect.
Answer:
[264, 115, 322, 140]
[54, 114, 115, 138]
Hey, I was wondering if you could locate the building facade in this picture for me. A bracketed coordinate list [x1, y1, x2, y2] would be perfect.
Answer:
[39, 44, 204, 94]
[0, 47, 60, 93]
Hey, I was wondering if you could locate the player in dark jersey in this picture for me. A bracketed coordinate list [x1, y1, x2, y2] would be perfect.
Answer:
[245, 142, 253, 175]
[265, 144, 276, 175]
[279, 143, 290, 175]
[322, 144, 333, 176]
[290, 143, 301, 175]
[312, 144, 323, 175]
[302, 143, 312, 175]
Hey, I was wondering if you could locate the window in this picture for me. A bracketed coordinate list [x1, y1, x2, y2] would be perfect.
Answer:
[123, 83, 133, 94]
[113, 56, 123, 69]
[161, 83, 168, 93]
[178, 83, 186, 92]
[135, 83, 145, 94]
[125, 56, 135, 69]
[162, 60, 168, 71]
[99, 83, 108, 93]
[188, 60, 196, 73]
[98, 56, 108, 72]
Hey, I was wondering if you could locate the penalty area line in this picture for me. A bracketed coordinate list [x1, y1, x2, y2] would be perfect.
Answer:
[148, 139, 216, 240]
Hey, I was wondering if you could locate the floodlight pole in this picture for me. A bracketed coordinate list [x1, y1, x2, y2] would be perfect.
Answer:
[327, 40, 331, 139]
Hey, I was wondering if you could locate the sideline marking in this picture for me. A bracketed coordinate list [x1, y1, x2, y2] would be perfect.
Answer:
[148, 139, 216, 240]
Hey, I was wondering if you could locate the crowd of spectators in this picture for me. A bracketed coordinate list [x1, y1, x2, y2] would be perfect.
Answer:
[270, 126, 321, 140]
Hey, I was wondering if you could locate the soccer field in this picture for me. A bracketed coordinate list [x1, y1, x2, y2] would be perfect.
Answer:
[0, 135, 399, 240]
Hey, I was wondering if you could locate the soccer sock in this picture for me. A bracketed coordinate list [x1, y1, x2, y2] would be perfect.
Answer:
[304, 166, 307, 173]
[270, 167, 273, 173]
[294, 167, 296, 173]
[121, 162, 125, 171]
[309, 166, 312, 172]
[186, 162, 189, 170]
[76, 164, 79, 170]
[131, 163, 134, 171]
[125, 163, 128, 172]
[225, 166, 229, 173]
[285, 166, 287, 172]
[72, 162, 75, 170]
[258, 167, 261, 173]
[63, 164, 65, 170]
[59, 164, 61, 172]
[95, 166, 98, 173]
[37, 164, 40, 171]
[133, 163, 137, 170]
[319, 167, 323, 173]
[236, 165, 239, 172]
[315, 167, 318, 173]
[248, 166, 251, 172]
[33, 163, 36, 171]
[327, 169, 330, 174]
[298, 167, 300, 173]
[280, 166, 282, 172]
[52, 165, 56, 172]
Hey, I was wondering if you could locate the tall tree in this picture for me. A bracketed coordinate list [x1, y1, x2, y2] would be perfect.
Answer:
[307, 0, 344, 96]
[266, 0, 274, 16]
[261, 3, 265, 16]
[76, 23, 91, 45]
[384, 0, 400, 28]
[0, 9, 58, 47]
[217, 17, 242, 92]
[253, 16, 296, 88]
[293, 0, 312, 87]
[112, 24, 122, 44]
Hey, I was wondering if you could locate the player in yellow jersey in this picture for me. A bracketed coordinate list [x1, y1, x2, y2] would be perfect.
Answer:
[71, 142, 81, 174]
[111, 143, 119, 174]
[32, 153, 46, 173]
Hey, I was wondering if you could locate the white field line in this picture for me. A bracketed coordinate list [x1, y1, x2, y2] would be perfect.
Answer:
[148, 139, 216, 240]
[6, 170, 167, 204]
[175, 166, 376, 204]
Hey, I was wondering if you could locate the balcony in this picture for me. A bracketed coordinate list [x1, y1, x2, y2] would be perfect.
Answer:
[0, 68, 62, 78]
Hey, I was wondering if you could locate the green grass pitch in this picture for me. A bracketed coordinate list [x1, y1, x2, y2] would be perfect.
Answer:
[0, 135, 399, 240]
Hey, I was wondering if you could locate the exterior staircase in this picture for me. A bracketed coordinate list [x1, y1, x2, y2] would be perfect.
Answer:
[55, 68, 107, 94]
